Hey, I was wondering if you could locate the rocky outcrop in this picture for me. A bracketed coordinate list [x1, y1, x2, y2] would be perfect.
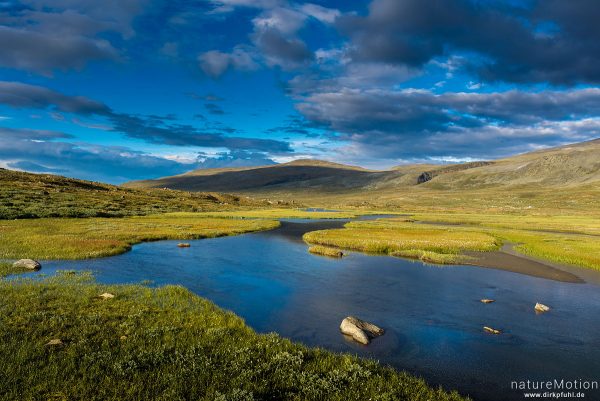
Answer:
[13, 259, 41, 270]
[417, 172, 433, 184]
[340, 316, 385, 345]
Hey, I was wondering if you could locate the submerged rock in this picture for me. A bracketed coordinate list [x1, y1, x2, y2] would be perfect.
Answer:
[13, 259, 41, 270]
[177, 243, 191, 248]
[480, 299, 495, 304]
[535, 302, 550, 313]
[483, 326, 502, 335]
[340, 316, 385, 345]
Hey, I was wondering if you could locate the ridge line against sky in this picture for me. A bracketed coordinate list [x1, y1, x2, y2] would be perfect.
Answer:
[0, 0, 599, 183]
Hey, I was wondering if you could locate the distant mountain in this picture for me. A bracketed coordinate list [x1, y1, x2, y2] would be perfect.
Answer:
[125, 139, 600, 199]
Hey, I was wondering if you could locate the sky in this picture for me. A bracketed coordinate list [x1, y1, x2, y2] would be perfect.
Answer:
[0, 0, 599, 183]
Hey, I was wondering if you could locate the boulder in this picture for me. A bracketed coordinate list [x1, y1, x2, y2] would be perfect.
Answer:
[480, 299, 495, 304]
[535, 302, 550, 313]
[13, 259, 41, 270]
[417, 171, 433, 184]
[483, 326, 502, 335]
[340, 316, 385, 345]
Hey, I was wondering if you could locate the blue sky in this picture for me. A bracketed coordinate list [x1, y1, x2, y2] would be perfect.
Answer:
[1, 0, 599, 182]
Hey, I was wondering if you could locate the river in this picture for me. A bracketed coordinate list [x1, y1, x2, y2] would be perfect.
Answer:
[33, 218, 600, 401]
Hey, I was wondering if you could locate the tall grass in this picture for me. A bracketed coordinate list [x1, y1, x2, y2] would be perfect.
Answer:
[0, 272, 466, 401]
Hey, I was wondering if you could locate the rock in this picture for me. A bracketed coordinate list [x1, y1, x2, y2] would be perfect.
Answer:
[177, 243, 191, 248]
[417, 171, 433, 184]
[45, 339, 63, 346]
[535, 302, 550, 313]
[483, 326, 502, 335]
[120, 335, 128, 341]
[98, 292, 115, 300]
[340, 316, 385, 345]
[480, 299, 495, 304]
[12, 259, 41, 270]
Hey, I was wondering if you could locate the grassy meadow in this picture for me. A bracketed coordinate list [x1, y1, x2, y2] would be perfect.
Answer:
[0, 215, 279, 260]
[303, 213, 600, 270]
[171, 209, 364, 220]
[408, 213, 600, 270]
[0, 272, 466, 401]
[304, 218, 499, 264]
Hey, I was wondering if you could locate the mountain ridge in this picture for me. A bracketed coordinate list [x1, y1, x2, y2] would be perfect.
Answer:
[125, 139, 600, 197]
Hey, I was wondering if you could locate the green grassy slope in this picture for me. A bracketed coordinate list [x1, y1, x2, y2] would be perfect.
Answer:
[0, 168, 270, 219]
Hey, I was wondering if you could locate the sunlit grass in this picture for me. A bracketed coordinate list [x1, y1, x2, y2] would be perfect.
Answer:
[308, 245, 345, 258]
[303, 218, 499, 265]
[0, 272, 466, 401]
[187, 209, 363, 219]
[0, 262, 27, 278]
[0, 168, 270, 219]
[304, 213, 600, 270]
[0, 216, 280, 260]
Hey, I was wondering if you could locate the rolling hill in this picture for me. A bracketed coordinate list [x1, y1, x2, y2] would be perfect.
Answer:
[0, 168, 269, 219]
[127, 140, 600, 191]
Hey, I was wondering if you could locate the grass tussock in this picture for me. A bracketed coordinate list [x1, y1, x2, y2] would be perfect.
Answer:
[0, 216, 280, 260]
[0, 272, 466, 401]
[303, 218, 499, 265]
[308, 245, 345, 258]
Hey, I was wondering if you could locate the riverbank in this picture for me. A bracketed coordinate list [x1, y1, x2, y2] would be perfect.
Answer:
[0, 215, 280, 260]
[0, 271, 466, 401]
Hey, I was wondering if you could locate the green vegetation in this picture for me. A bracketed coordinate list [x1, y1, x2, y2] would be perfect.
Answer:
[0, 168, 269, 219]
[308, 245, 344, 258]
[0, 272, 466, 401]
[0, 215, 279, 260]
[409, 213, 600, 270]
[304, 213, 600, 270]
[190, 209, 364, 219]
[0, 262, 27, 278]
[304, 218, 498, 265]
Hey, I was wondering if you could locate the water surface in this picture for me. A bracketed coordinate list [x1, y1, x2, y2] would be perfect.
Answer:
[36, 219, 600, 401]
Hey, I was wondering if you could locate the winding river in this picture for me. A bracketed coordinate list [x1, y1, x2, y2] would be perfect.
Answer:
[31, 217, 600, 401]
